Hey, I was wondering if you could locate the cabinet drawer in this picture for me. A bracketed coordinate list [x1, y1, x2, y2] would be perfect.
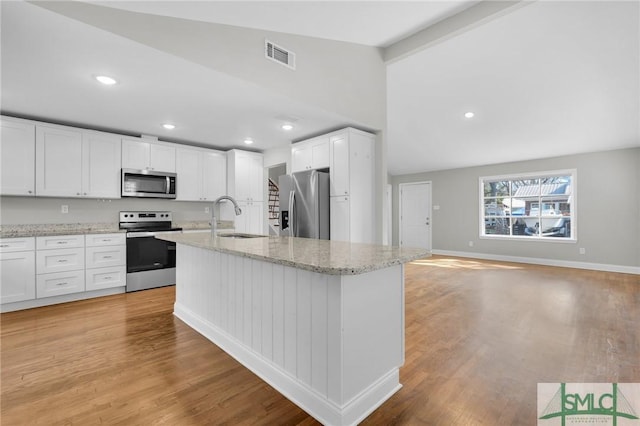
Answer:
[36, 270, 84, 298]
[85, 245, 125, 269]
[85, 233, 125, 247]
[36, 248, 84, 274]
[37, 235, 84, 250]
[0, 237, 35, 253]
[86, 266, 126, 291]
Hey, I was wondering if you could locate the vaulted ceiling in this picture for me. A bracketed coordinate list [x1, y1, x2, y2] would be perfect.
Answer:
[1, 1, 638, 175]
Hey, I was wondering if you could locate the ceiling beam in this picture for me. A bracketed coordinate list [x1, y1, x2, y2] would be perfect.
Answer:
[383, 0, 534, 64]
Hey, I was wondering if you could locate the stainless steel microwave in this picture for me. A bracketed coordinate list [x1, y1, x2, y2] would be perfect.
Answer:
[121, 169, 177, 199]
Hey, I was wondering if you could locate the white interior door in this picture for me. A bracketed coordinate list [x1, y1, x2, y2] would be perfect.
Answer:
[399, 182, 432, 250]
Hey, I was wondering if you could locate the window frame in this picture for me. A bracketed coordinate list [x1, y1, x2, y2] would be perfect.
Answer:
[478, 169, 577, 243]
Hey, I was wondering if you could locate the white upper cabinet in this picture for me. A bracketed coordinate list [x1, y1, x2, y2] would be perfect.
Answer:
[291, 136, 330, 173]
[227, 150, 263, 202]
[176, 146, 226, 202]
[202, 150, 226, 201]
[328, 128, 375, 244]
[329, 134, 350, 196]
[122, 138, 176, 173]
[35, 124, 121, 198]
[35, 125, 84, 197]
[1, 117, 35, 196]
[82, 131, 121, 198]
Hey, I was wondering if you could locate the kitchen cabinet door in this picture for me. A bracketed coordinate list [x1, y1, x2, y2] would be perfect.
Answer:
[149, 143, 176, 173]
[1, 118, 35, 196]
[291, 144, 312, 172]
[330, 196, 350, 242]
[122, 139, 175, 173]
[82, 132, 121, 198]
[329, 134, 349, 196]
[310, 137, 330, 169]
[202, 151, 226, 202]
[36, 125, 83, 197]
[234, 201, 264, 234]
[0, 250, 36, 304]
[176, 147, 202, 201]
[228, 150, 263, 202]
[121, 138, 150, 170]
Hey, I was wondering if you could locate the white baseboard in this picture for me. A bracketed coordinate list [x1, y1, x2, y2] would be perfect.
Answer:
[0, 286, 125, 313]
[174, 302, 400, 426]
[430, 250, 640, 275]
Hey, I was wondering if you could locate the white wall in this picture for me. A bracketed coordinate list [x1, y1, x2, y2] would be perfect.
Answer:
[34, 1, 386, 130]
[0, 196, 211, 226]
[391, 148, 640, 270]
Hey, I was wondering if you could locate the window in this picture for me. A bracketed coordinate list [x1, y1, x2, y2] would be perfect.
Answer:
[479, 170, 576, 241]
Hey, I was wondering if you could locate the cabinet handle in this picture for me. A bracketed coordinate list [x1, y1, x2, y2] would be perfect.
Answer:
[56, 282, 68, 286]
[56, 241, 68, 245]
[0, 244, 9, 248]
[83, 192, 87, 196]
[103, 256, 112, 259]
[103, 276, 112, 280]
[57, 259, 68, 263]
[28, 190, 33, 194]
[102, 239, 112, 243]
[76, 192, 81, 195]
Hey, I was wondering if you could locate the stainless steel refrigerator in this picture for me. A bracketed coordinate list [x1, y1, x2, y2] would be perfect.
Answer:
[279, 170, 330, 239]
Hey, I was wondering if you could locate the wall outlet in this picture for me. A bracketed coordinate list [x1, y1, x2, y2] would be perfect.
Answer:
[61, 205, 69, 214]
[205, 207, 210, 213]
[468, 241, 474, 247]
[579, 247, 586, 255]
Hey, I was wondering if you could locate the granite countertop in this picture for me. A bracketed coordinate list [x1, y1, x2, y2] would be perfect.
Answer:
[0, 220, 234, 238]
[156, 232, 430, 275]
[0, 223, 124, 238]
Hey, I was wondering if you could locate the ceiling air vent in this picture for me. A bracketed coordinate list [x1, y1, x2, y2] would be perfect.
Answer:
[265, 39, 296, 70]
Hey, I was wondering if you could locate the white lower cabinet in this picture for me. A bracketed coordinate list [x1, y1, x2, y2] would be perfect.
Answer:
[0, 239, 36, 304]
[85, 233, 126, 291]
[86, 266, 126, 291]
[36, 235, 85, 298]
[1, 233, 126, 311]
[36, 247, 85, 275]
[37, 270, 85, 298]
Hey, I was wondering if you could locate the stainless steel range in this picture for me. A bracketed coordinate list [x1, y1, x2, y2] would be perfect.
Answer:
[119, 211, 182, 292]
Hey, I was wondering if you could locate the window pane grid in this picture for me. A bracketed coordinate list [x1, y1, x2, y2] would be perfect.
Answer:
[481, 172, 574, 240]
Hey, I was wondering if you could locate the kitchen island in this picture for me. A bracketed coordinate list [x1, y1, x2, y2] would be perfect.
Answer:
[156, 232, 428, 426]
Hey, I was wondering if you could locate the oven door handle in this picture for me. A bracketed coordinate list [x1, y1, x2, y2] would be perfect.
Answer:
[126, 231, 182, 238]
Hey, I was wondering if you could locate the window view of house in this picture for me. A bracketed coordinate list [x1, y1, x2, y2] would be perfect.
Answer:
[481, 171, 574, 240]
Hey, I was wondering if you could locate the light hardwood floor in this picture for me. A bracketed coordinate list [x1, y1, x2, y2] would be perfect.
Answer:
[1, 256, 638, 425]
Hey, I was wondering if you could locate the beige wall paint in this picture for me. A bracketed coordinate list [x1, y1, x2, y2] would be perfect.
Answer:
[391, 148, 640, 268]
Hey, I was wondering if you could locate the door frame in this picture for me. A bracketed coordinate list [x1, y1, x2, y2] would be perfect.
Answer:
[398, 181, 432, 249]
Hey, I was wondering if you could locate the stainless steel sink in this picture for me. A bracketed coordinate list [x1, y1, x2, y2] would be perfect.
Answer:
[217, 233, 267, 239]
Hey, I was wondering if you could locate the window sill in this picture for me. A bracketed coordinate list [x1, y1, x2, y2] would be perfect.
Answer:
[479, 235, 577, 244]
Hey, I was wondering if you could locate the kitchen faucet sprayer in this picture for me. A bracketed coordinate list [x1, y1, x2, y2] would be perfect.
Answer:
[211, 195, 242, 237]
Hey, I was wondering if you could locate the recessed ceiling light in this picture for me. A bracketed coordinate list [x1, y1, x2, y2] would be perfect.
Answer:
[95, 75, 117, 85]
[162, 123, 176, 130]
[281, 124, 294, 131]
[244, 138, 254, 145]
[464, 112, 475, 118]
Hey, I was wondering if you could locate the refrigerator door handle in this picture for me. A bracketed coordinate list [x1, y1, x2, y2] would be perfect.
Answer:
[289, 190, 296, 237]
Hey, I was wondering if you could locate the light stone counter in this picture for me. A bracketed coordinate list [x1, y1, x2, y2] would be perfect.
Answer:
[156, 232, 429, 275]
[0, 223, 123, 238]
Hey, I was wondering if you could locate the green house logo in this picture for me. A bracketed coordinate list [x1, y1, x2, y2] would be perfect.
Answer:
[538, 383, 639, 426]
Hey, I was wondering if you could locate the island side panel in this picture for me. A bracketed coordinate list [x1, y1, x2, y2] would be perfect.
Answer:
[341, 264, 404, 404]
